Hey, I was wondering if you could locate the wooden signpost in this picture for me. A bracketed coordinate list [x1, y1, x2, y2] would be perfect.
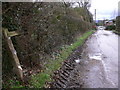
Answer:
[3, 28, 23, 81]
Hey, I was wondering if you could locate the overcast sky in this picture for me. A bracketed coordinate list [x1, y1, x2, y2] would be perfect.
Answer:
[89, 0, 120, 20]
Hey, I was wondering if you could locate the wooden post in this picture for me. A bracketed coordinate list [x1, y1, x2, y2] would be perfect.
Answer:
[3, 28, 23, 81]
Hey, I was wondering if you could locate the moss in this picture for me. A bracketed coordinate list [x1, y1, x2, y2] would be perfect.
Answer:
[3, 79, 25, 88]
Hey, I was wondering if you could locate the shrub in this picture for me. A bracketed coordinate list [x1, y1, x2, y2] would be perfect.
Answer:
[105, 25, 116, 30]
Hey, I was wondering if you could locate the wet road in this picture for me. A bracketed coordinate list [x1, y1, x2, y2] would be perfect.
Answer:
[51, 30, 119, 88]
[77, 30, 118, 88]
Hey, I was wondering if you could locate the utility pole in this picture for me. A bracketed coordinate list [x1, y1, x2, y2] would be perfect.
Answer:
[118, 1, 120, 16]
[95, 9, 96, 24]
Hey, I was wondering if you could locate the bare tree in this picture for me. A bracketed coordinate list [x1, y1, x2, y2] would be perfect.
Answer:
[77, 0, 91, 9]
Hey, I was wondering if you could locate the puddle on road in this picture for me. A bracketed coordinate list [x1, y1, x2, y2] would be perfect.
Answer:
[88, 53, 102, 61]
[103, 34, 109, 36]
[75, 59, 81, 63]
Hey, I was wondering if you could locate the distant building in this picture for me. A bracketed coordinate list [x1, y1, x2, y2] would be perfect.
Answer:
[104, 20, 115, 26]
[105, 21, 113, 26]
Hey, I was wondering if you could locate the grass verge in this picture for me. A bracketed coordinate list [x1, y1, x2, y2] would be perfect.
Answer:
[30, 30, 94, 88]
[112, 30, 120, 35]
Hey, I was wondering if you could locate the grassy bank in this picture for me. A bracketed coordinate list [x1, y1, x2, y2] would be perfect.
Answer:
[30, 30, 94, 88]
[112, 30, 120, 35]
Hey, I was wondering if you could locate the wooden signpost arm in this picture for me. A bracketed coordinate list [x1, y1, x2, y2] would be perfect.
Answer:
[3, 28, 23, 81]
